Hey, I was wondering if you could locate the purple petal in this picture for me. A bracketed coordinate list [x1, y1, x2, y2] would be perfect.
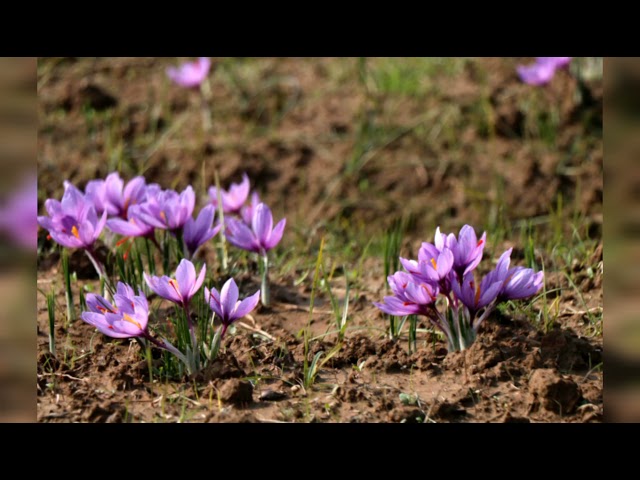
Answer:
[252, 203, 273, 247]
[220, 278, 239, 320]
[225, 218, 260, 252]
[231, 289, 260, 320]
[205, 286, 224, 319]
[264, 218, 286, 250]
[191, 264, 207, 298]
[175, 259, 196, 301]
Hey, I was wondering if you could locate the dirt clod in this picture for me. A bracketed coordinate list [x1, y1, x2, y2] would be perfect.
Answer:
[219, 379, 253, 406]
[528, 369, 581, 414]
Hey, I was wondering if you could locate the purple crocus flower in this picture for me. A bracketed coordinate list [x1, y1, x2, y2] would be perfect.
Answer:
[0, 174, 37, 250]
[143, 258, 206, 308]
[208, 173, 250, 214]
[167, 57, 211, 89]
[451, 272, 503, 315]
[82, 282, 149, 339]
[183, 204, 222, 258]
[434, 225, 487, 280]
[500, 266, 544, 300]
[37, 182, 107, 250]
[225, 203, 286, 255]
[240, 191, 261, 225]
[204, 277, 260, 338]
[374, 272, 438, 317]
[517, 57, 572, 86]
[138, 185, 195, 232]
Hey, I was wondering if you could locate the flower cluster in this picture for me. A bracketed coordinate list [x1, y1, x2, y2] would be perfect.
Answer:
[38, 171, 285, 375]
[375, 225, 544, 352]
[517, 57, 572, 86]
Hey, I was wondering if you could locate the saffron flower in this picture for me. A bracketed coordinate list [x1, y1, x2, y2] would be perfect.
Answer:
[517, 57, 572, 86]
[204, 278, 260, 338]
[166, 57, 211, 89]
[0, 174, 38, 250]
[225, 202, 285, 307]
[225, 203, 286, 255]
[183, 204, 222, 258]
[81, 282, 189, 369]
[37, 182, 107, 250]
[138, 185, 195, 232]
[143, 258, 206, 308]
[82, 282, 149, 338]
[400, 247, 454, 284]
[208, 173, 250, 214]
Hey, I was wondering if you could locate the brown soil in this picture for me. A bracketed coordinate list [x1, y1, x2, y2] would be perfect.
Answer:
[37, 57, 602, 422]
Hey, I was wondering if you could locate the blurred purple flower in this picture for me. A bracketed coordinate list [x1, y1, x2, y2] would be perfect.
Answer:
[144, 258, 206, 308]
[517, 57, 572, 85]
[240, 191, 261, 225]
[82, 282, 149, 339]
[225, 202, 286, 255]
[0, 174, 37, 250]
[208, 173, 250, 214]
[167, 57, 211, 89]
[138, 185, 195, 232]
[37, 182, 107, 249]
[204, 277, 260, 338]
[183, 204, 222, 257]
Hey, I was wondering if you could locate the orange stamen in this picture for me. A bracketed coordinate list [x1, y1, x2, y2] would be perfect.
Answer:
[71, 226, 80, 239]
[169, 279, 181, 296]
[160, 211, 167, 222]
[430, 258, 438, 270]
[123, 313, 142, 330]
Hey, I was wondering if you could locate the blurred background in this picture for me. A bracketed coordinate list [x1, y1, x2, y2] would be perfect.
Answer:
[0, 57, 36, 422]
[603, 58, 640, 422]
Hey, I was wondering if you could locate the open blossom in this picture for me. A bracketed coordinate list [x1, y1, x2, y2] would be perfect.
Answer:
[204, 277, 260, 337]
[208, 173, 250, 214]
[0, 174, 38, 250]
[138, 185, 195, 232]
[183, 204, 222, 257]
[225, 203, 286, 255]
[37, 182, 107, 249]
[144, 258, 206, 308]
[81, 282, 149, 338]
[166, 57, 211, 88]
[517, 57, 572, 85]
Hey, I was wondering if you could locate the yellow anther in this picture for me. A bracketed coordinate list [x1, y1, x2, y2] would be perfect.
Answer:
[430, 258, 438, 270]
[123, 313, 142, 330]
[71, 225, 80, 239]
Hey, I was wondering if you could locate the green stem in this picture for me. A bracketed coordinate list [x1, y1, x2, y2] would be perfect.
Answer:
[85, 247, 115, 298]
[213, 170, 228, 273]
[260, 253, 270, 307]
